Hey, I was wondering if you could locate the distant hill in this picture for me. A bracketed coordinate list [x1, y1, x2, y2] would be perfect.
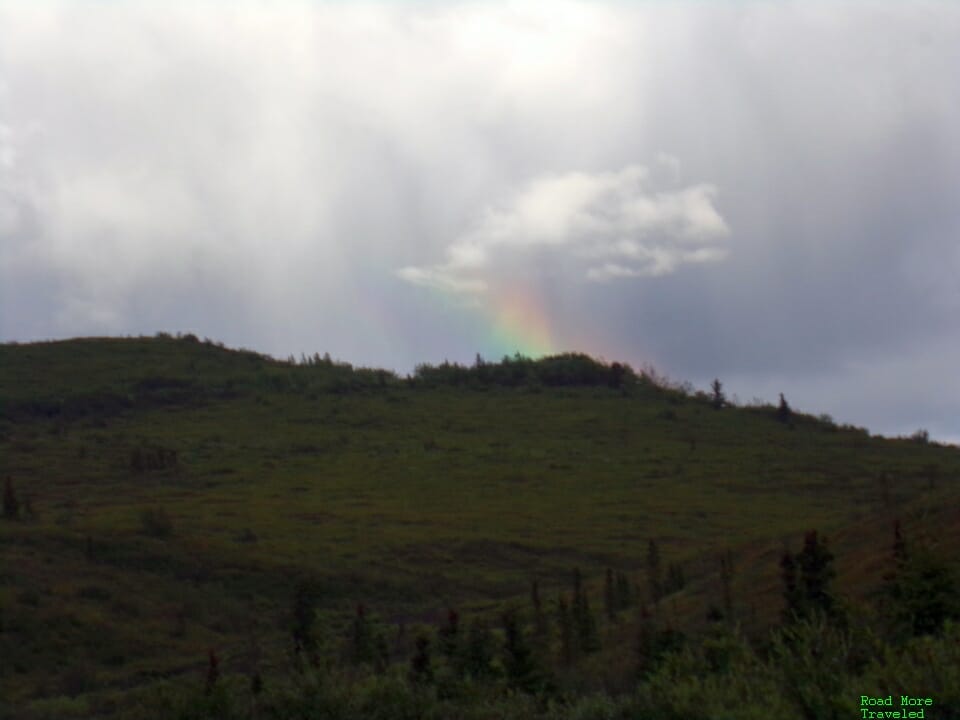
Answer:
[2, 334, 958, 717]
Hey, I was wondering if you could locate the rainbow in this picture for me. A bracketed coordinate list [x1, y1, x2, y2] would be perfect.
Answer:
[475, 283, 630, 365]
[485, 285, 556, 360]
[418, 276, 636, 368]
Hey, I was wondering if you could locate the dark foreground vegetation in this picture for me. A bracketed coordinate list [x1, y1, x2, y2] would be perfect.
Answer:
[1, 334, 959, 719]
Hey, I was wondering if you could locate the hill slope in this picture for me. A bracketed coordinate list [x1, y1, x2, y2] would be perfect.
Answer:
[1, 335, 958, 716]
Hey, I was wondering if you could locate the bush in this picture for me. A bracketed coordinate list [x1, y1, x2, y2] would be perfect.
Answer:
[767, 612, 858, 719]
[859, 620, 960, 710]
[77, 585, 112, 602]
[565, 693, 623, 720]
[882, 543, 960, 639]
[3, 476, 19, 519]
[130, 444, 179, 473]
[633, 633, 790, 720]
[140, 506, 174, 538]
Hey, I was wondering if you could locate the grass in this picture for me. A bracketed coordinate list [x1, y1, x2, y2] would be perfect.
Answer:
[1, 334, 959, 715]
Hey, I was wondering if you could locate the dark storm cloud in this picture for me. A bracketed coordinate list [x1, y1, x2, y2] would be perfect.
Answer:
[0, 1, 957, 440]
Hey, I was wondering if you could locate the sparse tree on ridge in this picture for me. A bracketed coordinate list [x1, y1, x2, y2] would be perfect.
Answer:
[609, 362, 626, 389]
[777, 393, 792, 423]
[711, 379, 726, 409]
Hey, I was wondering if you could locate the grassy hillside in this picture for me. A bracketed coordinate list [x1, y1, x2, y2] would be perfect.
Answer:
[1, 334, 958, 718]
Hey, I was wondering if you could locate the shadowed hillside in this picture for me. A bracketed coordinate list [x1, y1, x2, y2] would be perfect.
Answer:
[2, 334, 959, 718]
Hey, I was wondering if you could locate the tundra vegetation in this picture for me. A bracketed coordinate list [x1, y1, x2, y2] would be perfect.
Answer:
[1, 334, 959, 719]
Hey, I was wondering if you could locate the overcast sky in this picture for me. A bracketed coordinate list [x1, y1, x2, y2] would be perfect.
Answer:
[1, 1, 958, 442]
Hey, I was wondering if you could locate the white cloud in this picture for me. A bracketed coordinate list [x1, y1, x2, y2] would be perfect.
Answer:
[586, 263, 646, 282]
[395, 266, 487, 295]
[397, 164, 730, 292]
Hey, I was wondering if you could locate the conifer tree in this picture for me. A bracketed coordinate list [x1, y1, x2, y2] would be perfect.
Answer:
[719, 550, 735, 622]
[530, 580, 549, 649]
[409, 634, 433, 685]
[205, 649, 220, 695]
[350, 602, 375, 666]
[777, 393, 792, 423]
[577, 590, 600, 653]
[796, 531, 836, 617]
[636, 605, 656, 678]
[557, 593, 574, 666]
[571, 568, 600, 653]
[780, 548, 800, 624]
[892, 519, 908, 568]
[604, 568, 616, 621]
[438, 608, 461, 666]
[781, 531, 838, 623]
[666, 562, 686, 594]
[3, 477, 19, 520]
[883, 522, 960, 638]
[373, 634, 390, 674]
[615, 571, 632, 610]
[394, 621, 408, 660]
[501, 609, 539, 694]
[463, 618, 496, 680]
[646, 540, 663, 604]
[291, 581, 319, 666]
[710, 379, 726, 409]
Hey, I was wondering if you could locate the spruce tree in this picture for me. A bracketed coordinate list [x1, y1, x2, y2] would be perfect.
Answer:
[883, 522, 960, 638]
[646, 540, 663, 604]
[796, 531, 836, 618]
[557, 593, 574, 666]
[350, 602, 374, 666]
[780, 548, 800, 624]
[205, 649, 220, 695]
[530, 580, 548, 649]
[291, 581, 318, 666]
[374, 634, 390, 674]
[719, 550, 735, 623]
[777, 393, 792, 423]
[781, 531, 838, 623]
[463, 618, 496, 680]
[604, 568, 616, 621]
[666, 562, 685, 594]
[571, 568, 600, 653]
[577, 590, 600, 653]
[409, 634, 433, 685]
[892, 519, 908, 568]
[501, 609, 539, 694]
[615, 571, 632, 610]
[438, 608, 461, 666]
[710, 379, 725, 409]
[3, 477, 19, 520]
[636, 605, 656, 678]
